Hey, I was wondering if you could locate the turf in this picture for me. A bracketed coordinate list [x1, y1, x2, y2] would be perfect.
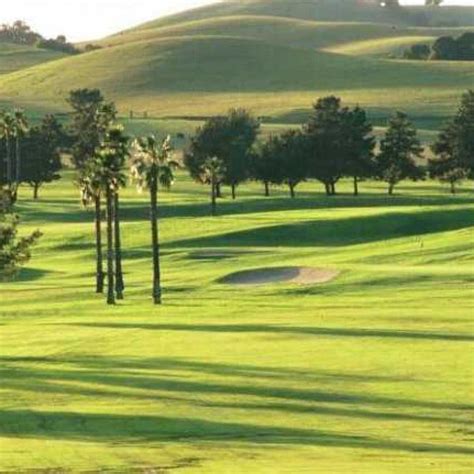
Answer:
[0, 2, 472, 123]
[0, 43, 66, 75]
[1, 173, 473, 473]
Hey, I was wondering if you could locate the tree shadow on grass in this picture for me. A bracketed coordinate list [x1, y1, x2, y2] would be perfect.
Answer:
[16, 193, 474, 225]
[1, 268, 51, 283]
[0, 409, 473, 455]
[166, 208, 474, 249]
[1, 356, 472, 413]
[68, 322, 474, 343]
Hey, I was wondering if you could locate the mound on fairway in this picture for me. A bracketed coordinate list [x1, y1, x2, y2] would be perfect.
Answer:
[220, 266, 340, 285]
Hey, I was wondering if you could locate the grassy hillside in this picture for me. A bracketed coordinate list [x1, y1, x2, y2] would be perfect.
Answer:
[0, 42, 66, 75]
[133, 0, 474, 30]
[0, 0, 473, 124]
[1, 174, 473, 472]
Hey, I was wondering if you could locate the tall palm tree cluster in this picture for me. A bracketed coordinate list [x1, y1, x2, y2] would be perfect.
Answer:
[0, 109, 28, 207]
[70, 90, 177, 305]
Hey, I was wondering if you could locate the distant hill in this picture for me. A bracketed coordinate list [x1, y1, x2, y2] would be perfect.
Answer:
[0, 0, 473, 124]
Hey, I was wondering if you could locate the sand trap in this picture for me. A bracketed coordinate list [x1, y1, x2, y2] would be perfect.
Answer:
[220, 267, 340, 286]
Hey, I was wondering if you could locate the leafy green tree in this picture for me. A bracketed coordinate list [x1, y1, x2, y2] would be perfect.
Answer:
[131, 135, 177, 304]
[67, 89, 116, 170]
[342, 107, 376, 196]
[252, 142, 280, 197]
[303, 96, 349, 196]
[376, 112, 425, 195]
[430, 91, 474, 191]
[260, 131, 308, 198]
[452, 90, 474, 180]
[403, 43, 431, 60]
[185, 109, 259, 200]
[22, 115, 63, 199]
[0, 206, 41, 277]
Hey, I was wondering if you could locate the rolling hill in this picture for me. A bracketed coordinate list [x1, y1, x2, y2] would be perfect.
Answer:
[0, 0, 473, 124]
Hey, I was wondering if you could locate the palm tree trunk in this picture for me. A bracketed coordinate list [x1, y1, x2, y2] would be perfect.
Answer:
[353, 176, 359, 196]
[114, 191, 124, 300]
[211, 175, 217, 217]
[150, 171, 162, 304]
[215, 182, 222, 198]
[94, 194, 104, 294]
[105, 186, 115, 305]
[264, 181, 270, 197]
[15, 135, 21, 188]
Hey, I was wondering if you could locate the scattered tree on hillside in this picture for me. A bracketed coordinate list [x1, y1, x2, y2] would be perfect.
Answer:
[22, 115, 63, 199]
[131, 135, 177, 304]
[403, 43, 431, 60]
[376, 112, 425, 194]
[425, 0, 443, 5]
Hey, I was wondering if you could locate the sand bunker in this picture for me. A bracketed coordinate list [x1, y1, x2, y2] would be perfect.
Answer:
[220, 267, 340, 286]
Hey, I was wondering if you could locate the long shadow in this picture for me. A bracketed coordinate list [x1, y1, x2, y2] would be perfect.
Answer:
[1, 409, 473, 455]
[16, 193, 474, 225]
[167, 208, 474, 249]
[1, 357, 472, 412]
[68, 322, 474, 342]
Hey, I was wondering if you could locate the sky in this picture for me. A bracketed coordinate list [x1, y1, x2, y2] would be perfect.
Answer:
[1, 0, 473, 42]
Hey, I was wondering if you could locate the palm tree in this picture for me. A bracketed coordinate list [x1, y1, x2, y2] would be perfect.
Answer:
[0, 112, 15, 205]
[78, 172, 105, 294]
[95, 125, 129, 305]
[131, 135, 177, 305]
[203, 157, 226, 216]
[12, 110, 28, 201]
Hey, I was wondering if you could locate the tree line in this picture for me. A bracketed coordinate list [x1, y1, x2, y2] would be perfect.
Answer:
[1, 90, 473, 299]
[404, 32, 474, 61]
[185, 92, 474, 214]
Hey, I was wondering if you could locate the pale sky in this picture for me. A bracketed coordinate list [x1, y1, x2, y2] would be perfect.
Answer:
[1, 0, 473, 42]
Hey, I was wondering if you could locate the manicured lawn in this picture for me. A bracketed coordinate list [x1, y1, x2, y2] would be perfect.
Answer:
[1, 173, 473, 472]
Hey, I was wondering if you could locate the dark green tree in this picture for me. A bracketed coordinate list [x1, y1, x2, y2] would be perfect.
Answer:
[303, 96, 348, 196]
[376, 112, 425, 195]
[0, 206, 41, 277]
[22, 115, 63, 199]
[185, 109, 259, 200]
[342, 106, 376, 196]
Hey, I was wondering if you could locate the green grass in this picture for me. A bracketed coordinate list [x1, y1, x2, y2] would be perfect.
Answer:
[0, 42, 66, 75]
[1, 172, 473, 472]
[0, 2, 472, 124]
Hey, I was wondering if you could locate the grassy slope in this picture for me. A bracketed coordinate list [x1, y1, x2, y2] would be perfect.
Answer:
[0, 33, 473, 121]
[1, 174, 473, 472]
[0, 43, 66, 75]
[0, 2, 473, 122]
